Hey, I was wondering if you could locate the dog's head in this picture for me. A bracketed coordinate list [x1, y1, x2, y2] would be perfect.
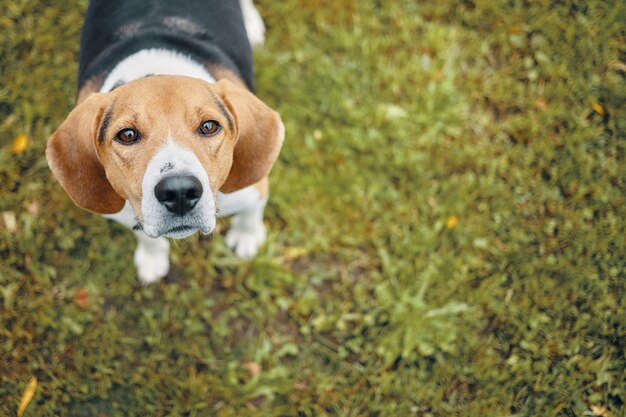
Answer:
[46, 76, 284, 238]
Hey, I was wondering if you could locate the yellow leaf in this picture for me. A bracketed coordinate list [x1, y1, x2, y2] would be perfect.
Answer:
[282, 246, 308, 261]
[446, 215, 458, 229]
[591, 102, 605, 115]
[17, 376, 37, 417]
[534, 98, 548, 111]
[11, 133, 29, 154]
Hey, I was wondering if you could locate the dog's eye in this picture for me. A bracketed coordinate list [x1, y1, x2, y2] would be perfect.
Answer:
[199, 120, 221, 136]
[115, 128, 140, 144]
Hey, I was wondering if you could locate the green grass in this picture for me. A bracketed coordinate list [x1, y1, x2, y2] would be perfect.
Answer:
[1, 0, 625, 416]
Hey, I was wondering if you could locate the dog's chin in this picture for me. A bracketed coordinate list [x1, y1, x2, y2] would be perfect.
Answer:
[162, 226, 197, 239]
[161, 225, 214, 239]
[139, 223, 214, 239]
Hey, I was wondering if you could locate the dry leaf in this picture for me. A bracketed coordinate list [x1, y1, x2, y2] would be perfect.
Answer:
[609, 60, 626, 72]
[1, 114, 16, 131]
[534, 98, 548, 111]
[590, 404, 612, 417]
[2, 211, 17, 233]
[446, 215, 459, 229]
[11, 133, 29, 154]
[74, 288, 90, 309]
[295, 381, 309, 391]
[17, 376, 37, 417]
[248, 395, 265, 407]
[244, 361, 261, 377]
[26, 200, 40, 216]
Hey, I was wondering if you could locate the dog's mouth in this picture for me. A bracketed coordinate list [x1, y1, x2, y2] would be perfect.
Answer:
[166, 225, 193, 233]
[162, 225, 196, 238]
[135, 221, 214, 239]
[163, 224, 215, 239]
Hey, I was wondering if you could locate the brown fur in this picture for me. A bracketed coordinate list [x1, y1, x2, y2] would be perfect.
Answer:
[47, 76, 283, 215]
[46, 93, 126, 213]
[253, 176, 269, 200]
[205, 64, 247, 88]
[76, 75, 104, 105]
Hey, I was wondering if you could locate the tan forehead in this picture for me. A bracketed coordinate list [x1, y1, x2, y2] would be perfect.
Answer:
[110, 75, 221, 112]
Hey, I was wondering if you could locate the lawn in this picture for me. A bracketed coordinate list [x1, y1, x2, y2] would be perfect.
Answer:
[1, 0, 624, 416]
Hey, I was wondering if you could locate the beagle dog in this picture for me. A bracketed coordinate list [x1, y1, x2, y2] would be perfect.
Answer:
[46, 0, 284, 284]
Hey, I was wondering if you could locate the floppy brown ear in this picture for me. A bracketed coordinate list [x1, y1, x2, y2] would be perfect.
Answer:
[216, 79, 285, 193]
[46, 93, 125, 214]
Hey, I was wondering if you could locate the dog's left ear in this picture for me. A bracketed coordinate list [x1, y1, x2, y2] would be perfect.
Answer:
[216, 79, 284, 192]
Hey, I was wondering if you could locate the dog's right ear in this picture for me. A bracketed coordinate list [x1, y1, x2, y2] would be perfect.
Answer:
[46, 93, 125, 214]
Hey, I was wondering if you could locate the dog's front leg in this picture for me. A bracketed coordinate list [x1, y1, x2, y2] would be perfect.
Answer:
[132, 232, 170, 285]
[103, 201, 170, 284]
[224, 200, 267, 259]
[218, 182, 268, 259]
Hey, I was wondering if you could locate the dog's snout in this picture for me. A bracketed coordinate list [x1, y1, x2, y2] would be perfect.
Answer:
[154, 175, 203, 215]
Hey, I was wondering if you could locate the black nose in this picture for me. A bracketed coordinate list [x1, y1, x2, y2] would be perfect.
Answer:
[154, 175, 203, 215]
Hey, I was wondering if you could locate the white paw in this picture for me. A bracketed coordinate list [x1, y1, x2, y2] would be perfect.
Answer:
[134, 238, 170, 285]
[240, 0, 266, 47]
[225, 219, 266, 259]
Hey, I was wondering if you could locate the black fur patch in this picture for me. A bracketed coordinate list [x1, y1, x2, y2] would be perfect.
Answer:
[78, 0, 253, 90]
[213, 96, 233, 131]
[98, 106, 115, 144]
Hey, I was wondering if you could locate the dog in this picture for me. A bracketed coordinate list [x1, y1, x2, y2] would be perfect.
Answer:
[46, 0, 284, 284]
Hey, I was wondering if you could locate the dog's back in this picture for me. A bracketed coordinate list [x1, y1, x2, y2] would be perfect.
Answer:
[78, 0, 254, 90]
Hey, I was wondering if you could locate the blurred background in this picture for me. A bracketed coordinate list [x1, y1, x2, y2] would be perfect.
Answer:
[1, 1, 624, 416]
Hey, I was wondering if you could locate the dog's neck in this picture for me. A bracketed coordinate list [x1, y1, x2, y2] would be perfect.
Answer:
[100, 48, 216, 92]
